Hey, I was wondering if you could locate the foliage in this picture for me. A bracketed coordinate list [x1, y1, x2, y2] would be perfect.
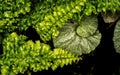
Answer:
[113, 20, 120, 53]
[53, 15, 101, 55]
[1, 0, 120, 75]
[0, 32, 80, 75]
[0, 0, 31, 32]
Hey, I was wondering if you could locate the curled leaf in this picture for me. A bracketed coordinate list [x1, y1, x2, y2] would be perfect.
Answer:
[53, 15, 101, 55]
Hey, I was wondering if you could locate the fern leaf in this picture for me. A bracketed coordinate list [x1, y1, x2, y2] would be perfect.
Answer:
[0, 32, 81, 74]
[34, 0, 86, 42]
[0, 0, 31, 32]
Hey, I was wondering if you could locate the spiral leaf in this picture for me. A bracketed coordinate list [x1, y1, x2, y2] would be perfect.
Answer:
[53, 15, 101, 55]
[76, 15, 98, 37]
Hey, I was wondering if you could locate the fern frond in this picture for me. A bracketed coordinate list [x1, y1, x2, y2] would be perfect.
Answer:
[0, 0, 31, 32]
[51, 48, 80, 70]
[34, 0, 86, 42]
[96, 0, 120, 13]
[0, 32, 81, 75]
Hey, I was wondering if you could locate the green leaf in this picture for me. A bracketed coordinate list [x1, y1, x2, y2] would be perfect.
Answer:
[113, 20, 120, 53]
[76, 15, 98, 37]
[53, 15, 101, 55]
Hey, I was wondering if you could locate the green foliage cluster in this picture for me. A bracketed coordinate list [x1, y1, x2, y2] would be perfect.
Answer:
[32, 0, 120, 42]
[1, 0, 120, 75]
[0, 0, 31, 32]
[0, 32, 80, 75]
[34, 0, 86, 42]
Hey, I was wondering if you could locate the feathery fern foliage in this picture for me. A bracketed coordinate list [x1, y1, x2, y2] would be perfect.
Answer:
[0, 32, 80, 75]
[1, 0, 120, 75]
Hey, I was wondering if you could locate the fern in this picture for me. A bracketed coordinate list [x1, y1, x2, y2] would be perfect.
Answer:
[1, 0, 120, 75]
[34, 0, 86, 42]
[0, 32, 80, 75]
[0, 0, 31, 32]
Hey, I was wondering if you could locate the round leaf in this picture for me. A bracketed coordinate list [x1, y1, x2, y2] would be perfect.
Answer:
[53, 15, 101, 55]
